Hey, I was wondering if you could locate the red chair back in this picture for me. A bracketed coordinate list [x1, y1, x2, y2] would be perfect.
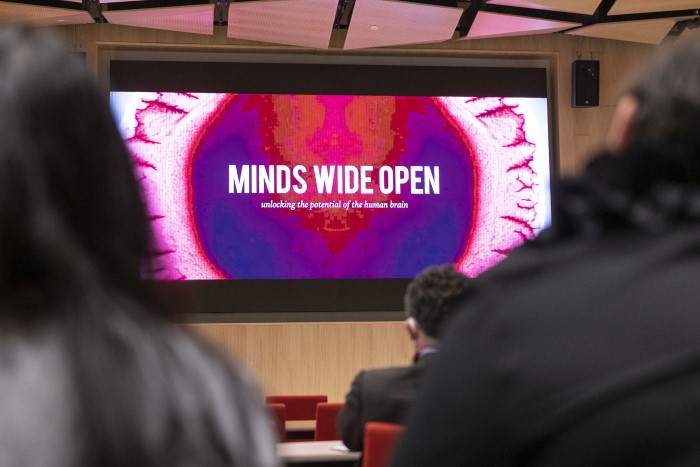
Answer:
[314, 402, 344, 441]
[265, 394, 327, 420]
[361, 422, 404, 467]
[266, 403, 286, 441]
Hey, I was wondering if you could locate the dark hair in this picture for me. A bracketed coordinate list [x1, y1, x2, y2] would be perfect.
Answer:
[607, 38, 700, 190]
[627, 39, 700, 154]
[0, 28, 274, 467]
[0, 28, 151, 310]
[404, 264, 471, 338]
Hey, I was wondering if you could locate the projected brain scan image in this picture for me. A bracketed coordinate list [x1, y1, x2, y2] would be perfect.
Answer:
[111, 92, 550, 280]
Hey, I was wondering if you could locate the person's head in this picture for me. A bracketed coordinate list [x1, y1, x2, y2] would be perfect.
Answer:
[0, 27, 152, 316]
[606, 39, 700, 165]
[404, 264, 471, 348]
[0, 29, 273, 467]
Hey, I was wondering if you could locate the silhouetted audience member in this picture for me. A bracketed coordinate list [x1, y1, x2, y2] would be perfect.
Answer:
[0, 28, 278, 467]
[391, 38, 700, 467]
[337, 264, 471, 452]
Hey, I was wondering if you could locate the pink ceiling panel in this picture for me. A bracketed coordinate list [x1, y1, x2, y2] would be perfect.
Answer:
[0, 1, 93, 25]
[228, 0, 337, 49]
[103, 4, 214, 35]
[566, 17, 691, 44]
[461, 10, 580, 39]
[344, 0, 463, 49]
[487, 0, 600, 15]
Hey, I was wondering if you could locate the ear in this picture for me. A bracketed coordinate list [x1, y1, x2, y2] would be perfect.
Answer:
[405, 317, 419, 340]
[605, 95, 638, 154]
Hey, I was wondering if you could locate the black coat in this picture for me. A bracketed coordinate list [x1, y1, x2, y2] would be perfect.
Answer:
[392, 148, 700, 466]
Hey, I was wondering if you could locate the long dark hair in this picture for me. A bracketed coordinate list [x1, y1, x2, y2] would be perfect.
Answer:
[0, 28, 151, 311]
[0, 28, 274, 467]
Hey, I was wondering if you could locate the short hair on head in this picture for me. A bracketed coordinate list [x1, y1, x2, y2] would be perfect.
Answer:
[404, 264, 471, 338]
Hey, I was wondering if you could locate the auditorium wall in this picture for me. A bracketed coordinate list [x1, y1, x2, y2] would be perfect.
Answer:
[59, 24, 654, 402]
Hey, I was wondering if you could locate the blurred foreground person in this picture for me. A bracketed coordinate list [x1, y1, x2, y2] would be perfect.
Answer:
[336, 264, 471, 452]
[392, 39, 700, 466]
[0, 28, 278, 467]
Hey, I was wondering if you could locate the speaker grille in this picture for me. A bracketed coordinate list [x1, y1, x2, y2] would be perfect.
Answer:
[571, 59, 599, 108]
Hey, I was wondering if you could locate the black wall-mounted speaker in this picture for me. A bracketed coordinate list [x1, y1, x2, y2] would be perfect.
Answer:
[572, 60, 599, 107]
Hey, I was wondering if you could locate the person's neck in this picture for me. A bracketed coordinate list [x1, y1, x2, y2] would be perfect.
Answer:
[416, 333, 437, 350]
[415, 336, 439, 356]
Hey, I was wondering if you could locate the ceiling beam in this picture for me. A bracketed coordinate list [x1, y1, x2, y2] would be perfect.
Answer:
[333, 0, 353, 28]
[481, 4, 584, 23]
[102, 0, 211, 12]
[214, 0, 228, 26]
[591, 0, 616, 20]
[603, 9, 700, 22]
[1, 0, 83, 10]
[458, 0, 484, 36]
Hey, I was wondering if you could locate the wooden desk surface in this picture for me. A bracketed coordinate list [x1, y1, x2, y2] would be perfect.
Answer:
[286, 420, 316, 432]
[277, 440, 361, 463]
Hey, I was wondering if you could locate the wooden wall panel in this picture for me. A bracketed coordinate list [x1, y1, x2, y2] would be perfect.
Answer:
[187, 322, 413, 402]
[58, 24, 656, 398]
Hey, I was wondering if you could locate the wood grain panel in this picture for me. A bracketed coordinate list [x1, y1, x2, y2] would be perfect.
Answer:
[608, 0, 700, 15]
[187, 322, 413, 403]
[566, 17, 692, 45]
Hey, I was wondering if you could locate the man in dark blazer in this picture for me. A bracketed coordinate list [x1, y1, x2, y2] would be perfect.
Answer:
[336, 264, 471, 451]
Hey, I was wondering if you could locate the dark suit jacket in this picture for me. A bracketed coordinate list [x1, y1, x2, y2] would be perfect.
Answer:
[337, 353, 435, 451]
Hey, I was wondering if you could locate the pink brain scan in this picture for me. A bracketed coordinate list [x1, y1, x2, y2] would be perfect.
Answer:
[111, 92, 551, 280]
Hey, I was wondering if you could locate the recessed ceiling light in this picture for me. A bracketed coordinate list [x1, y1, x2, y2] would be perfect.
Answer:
[370, 24, 379, 31]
